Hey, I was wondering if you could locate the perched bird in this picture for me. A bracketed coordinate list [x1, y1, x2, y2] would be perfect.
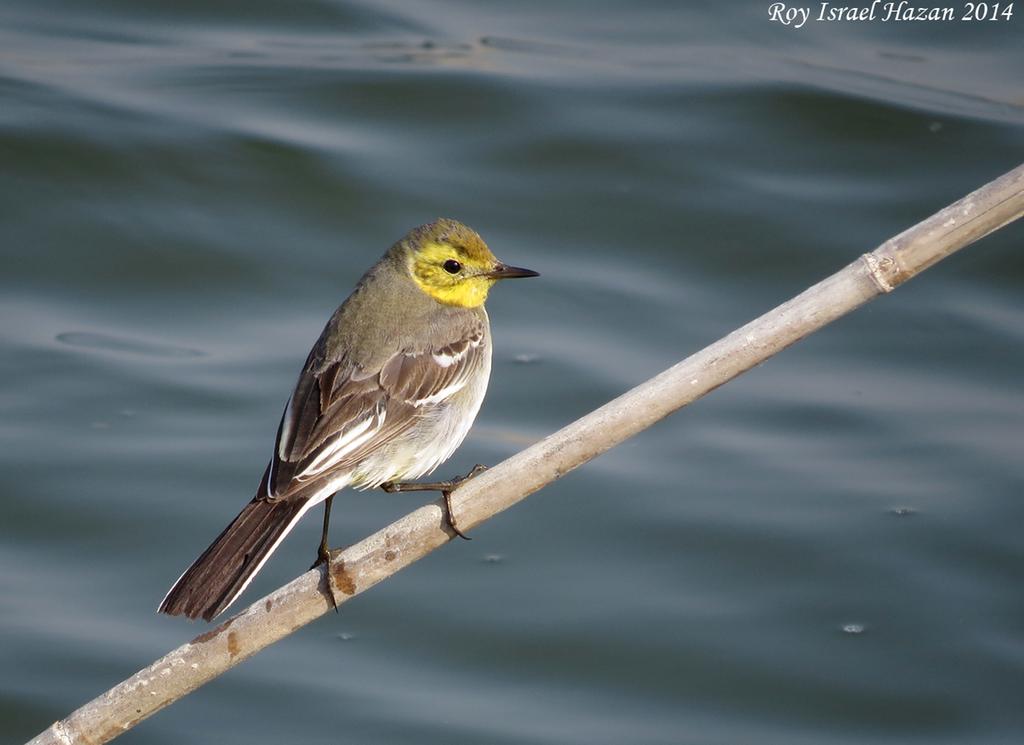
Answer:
[159, 219, 538, 621]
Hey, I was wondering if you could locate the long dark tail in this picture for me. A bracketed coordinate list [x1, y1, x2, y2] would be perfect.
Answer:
[158, 496, 311, 622]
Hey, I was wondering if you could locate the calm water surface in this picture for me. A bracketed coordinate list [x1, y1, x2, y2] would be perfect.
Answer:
[2, 1, 1023, 743]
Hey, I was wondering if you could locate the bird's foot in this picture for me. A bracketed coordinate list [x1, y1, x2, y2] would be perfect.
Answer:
[381, 464, 489, 540]
[309, 540, 331, 571]
[310, 538, 339, 614]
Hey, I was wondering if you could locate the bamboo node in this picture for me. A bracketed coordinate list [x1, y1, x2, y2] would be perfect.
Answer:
[861, 252, 895, 293]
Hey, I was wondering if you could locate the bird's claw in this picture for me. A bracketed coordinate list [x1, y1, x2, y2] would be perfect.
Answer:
[381, 464, 489, 540]
[310, 542, 339, 614]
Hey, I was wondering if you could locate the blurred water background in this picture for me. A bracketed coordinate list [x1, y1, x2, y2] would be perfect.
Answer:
[2, 1, 1023, 743]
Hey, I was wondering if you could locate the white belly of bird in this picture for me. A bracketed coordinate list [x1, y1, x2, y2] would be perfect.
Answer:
[352, 345, 491, 490]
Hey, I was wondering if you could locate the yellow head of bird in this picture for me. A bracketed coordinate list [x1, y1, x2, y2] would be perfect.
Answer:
[404, 219, 538, 308]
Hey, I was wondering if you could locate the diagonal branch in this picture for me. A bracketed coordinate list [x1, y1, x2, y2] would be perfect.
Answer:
[27, 162, 1024, 745]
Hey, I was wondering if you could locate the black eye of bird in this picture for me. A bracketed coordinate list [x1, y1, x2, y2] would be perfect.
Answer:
[443, 259, 462, 274]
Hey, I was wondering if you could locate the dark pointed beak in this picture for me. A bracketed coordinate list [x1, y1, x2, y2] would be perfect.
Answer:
[487, 262, 540, 280]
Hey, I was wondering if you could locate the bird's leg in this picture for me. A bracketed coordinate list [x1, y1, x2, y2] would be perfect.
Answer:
[310, 495, 339, 613]
[310, 494, 334, 569]
[380, 464, 488, 540]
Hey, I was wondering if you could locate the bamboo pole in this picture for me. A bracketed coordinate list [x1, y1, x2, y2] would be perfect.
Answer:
[28, 163, 1024, 745]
